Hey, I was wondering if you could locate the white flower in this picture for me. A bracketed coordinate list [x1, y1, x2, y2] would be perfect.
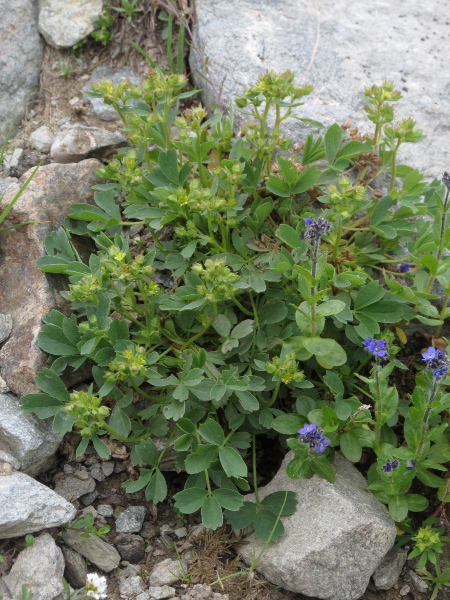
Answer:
[85, 573, 107, 599]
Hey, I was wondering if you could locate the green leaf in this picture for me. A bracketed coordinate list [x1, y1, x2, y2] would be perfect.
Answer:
[185, 445, 218, 474]
[109, 406, 131, 439]
[231, 320, 254, 339]
[174, 487, 208, 514]
[134, 439, 159, 466]
[416, 470, 444, 488]
[158, 149, 179, 185]
[277, 224, 302, 248]
[371, 195, 394, 226]
[286, 456, 311, 479]
[38, 325, 78, 356]
[324, 123, 344, 164]
[316, 299, 346, 317]
[354, 282, 385, 310]
[291, 166, 321, 194]
[302, 338, 347, 366]
[323, 371, 344, 395]
[254, 508, 285, 543]
[123, 470, 153, 493]
[52, 411, 75, 435]
[261, 491, 297, 516]
[146, 469, 168, 503]
[213, 488, 244, 511]
[21, 393, 65, 418]
[310, 456, 336, 483]
[198, 418, 225, 446]
[91, 434, 111, 459]
[213, 315, 232, 338]
[235, 390, 259, 412]
[224, 501, 257, 529]
[406, 494, 429, 512]
[201, 496, 223, 530]
[339, 431, 362, 462]
[388, 495, 409, 521]
[271, 413, 305, 434]
[35, 369, 70, 402]
[219, 446, 247, 478]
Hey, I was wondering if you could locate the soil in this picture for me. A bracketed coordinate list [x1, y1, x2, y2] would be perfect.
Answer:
[3, 1, 450, 598]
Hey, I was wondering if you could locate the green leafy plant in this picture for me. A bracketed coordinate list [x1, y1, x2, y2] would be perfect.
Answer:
[21, 70, 450, 547]
[111, 0, 143, 20]
[418, 561, 450, 600]
[69, 512, 111, 539]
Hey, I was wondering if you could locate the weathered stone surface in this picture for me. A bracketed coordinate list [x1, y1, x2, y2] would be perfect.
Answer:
[0, 0, 43, 144]
[53, 471, 96, 501]
[51, 124, 128, 163]
[29, 126, 53, 153]
[0, 314, 12, 344]
[240, 453, 396, 600]
[38, 0, 103, 49]
[62, 546, 87, 589]
[0, 392, 60, 476]
[3, 532, 65, 598]
[119, 575, 146, 599]
[373, 548, 407, 590]
[0, 471, 76, 538]
[116, 505, 147, 533]
[191, 0, 450, 179]
[147, 585, 176, 600]
[0, 159, 101, 397]
[148, 558, 187, 587]
[0, 449, 20, 470]
[83, 65, 142, 121]
[183, 584, 228, 600]
[63, 529, 121, 572]
[114, 533, 145, 563]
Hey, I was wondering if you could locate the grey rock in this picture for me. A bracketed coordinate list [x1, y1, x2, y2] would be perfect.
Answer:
[0, 0, 43, 144]
[119, 575, 146, 599]
[0, 376, 9, 394]
[0, 159, 101, 397]
[136, 593, 151, 600]
[191, 0, 450, 179]
[51, 124, 128, 164]
[0, 579, 12, 600]
[148, 558, 188, 587]
[3, 532, 65, 599]
[400, 584, 410, 596]
[183, 584, 228, 599]
[80, 490, 98, 505]
[97, 503, 114, 517]
[29, 126, 53, 153]
[0, 314, 12, 344]
[0, 449, 20, 470]
[173, 526, 187, 539]
[240, 453, 396, 600]
[62, 546, 87, 589]
[63, 529, 121, 572]
[101, 460, 115, 477]
[115, 533, 146, 563]
[0, 471, 76, 538]
[409, 570, 429, 593]
[0, 392, 61, 476]
[90, 462, 107, 481]
[38, 0, 103, 49]
[116, 506, 147, 533]
[0, 179, 14, 199]
[53, 472, 96, 501]
[83, 65, 142, 121]
[373, 548, 407, 590]
[2, 149, 23, 177]
[148, 586, 176, 600]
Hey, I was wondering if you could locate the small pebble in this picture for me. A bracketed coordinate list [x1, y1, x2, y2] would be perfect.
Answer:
[400, 584, 410, 596]
[97, 504, 114, 517]
[173, 527, 187, 539]
[69, 97, 80, 105]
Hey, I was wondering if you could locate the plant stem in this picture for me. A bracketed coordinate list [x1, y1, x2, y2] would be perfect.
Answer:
[267, 379, 281, 408]
[388, 141, 400, 193]
[373, 363, 382, 450]
[179, 304, 217, 350]
[252, 434, 260, 506]
[232, 297, 254, 317]
[415, 377, 439, 459]
[101, 423, 153, 443]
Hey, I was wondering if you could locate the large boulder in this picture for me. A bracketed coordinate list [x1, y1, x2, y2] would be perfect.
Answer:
[0, 471, 75, 538]
[190, 0, 449, 179]
[240, 452, 396, 600]
[0, 0, 43, 144]
[38, 0, 103, 49]
[0, 159, 101, 397]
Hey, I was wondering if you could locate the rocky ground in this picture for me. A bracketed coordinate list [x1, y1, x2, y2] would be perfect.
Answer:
[0, 1, 449, 599]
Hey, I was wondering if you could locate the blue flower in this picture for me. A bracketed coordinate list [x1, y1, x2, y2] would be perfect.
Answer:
[421, 347, 450, 378]
[422, 347, 441, 361]
[406, 460, 416, 470]
[303, 216, 333, 242]
[363, 338, 388, 358]
[382, 459, 399, 473]
[298, 423, 331, 454]
[433, 367, 448, 379]
[399, 263, 410, 273]
[303, 217, 316, 226]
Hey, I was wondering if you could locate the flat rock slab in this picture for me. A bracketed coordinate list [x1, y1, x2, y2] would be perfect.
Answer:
[240, 453, 396, 600]
[38, 0, 103, 49]
[3, 532, 65, 599]
[51, 125, 128, 163]
[0, 159, 101, 397]
[63, 529, 121, 572]
[0, 471, 75, 539]
[0, 0, 43, 144]
[0, 392, 61, 476]
[191, 0, 450, 179]
[53, 471, 96, 501]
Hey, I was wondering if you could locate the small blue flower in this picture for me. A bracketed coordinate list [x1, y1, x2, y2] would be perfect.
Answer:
[433, 367, 448, 379]
[422, 347, 441, 361]
[421, 347, 450, 378]
[298, 423, 331, 454]
[315, 437, 331, 454]
[303, 217, 316, 226]
[298, 423, 317, 435]
[399, 263, 410, 273]
[406, 460, 416, 470]
[382, 459, 399, 473]
[363, 338, 388, 358]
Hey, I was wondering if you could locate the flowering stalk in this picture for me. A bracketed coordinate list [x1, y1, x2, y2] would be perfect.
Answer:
[425, 172, 450, 296]
[415, 347, 450, 460]
[362, 338, 388, 449]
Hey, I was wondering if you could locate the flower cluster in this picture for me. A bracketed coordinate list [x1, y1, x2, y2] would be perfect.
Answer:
[86, 572, 107, 599]
[303, 217, 333, 242]
[193, 258, 240, 302]
[298, 423, 330, 454]
[398, 263, 410, 273]
[65, 388, 110, 437]
[265, 352, 304, 384]
[421, 347, 450, 379]
[382, 459, 399, 473]
[105, 346, 149, 382]
[363, 338, 388, 358]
